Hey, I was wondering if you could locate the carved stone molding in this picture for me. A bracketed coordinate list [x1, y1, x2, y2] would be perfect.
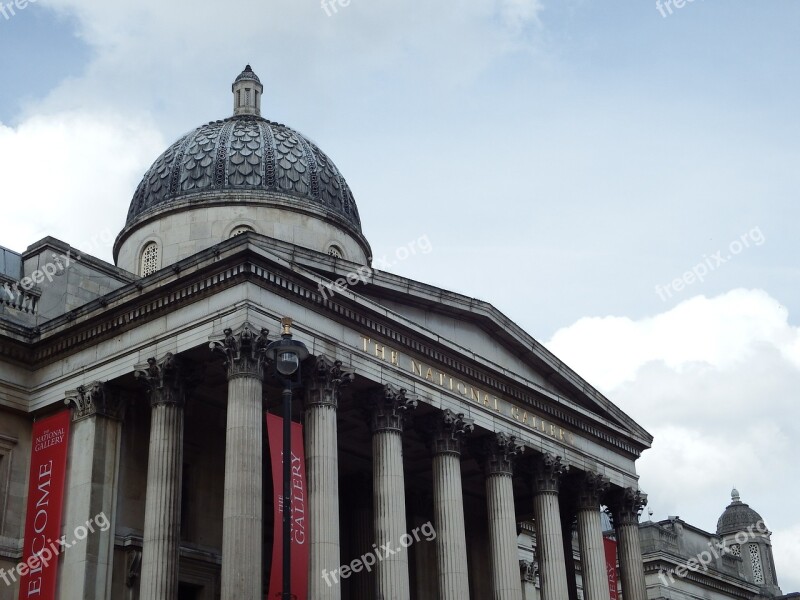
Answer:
[575, 472, 611, 512]
[475, 432, 524, 476]
[366, 383, 418, 434]
[531, 452, 568, 495]
[305, 354, 355, 410]
[208, 322, 270, 380]
[424, 409, 475, 456]
[64, 381, 126, 421]
[606, 487, 648, 527]
[520, 559, 538, 584]
[133, 353, 186, 407]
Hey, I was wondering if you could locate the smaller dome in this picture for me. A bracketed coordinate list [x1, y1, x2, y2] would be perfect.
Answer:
[234, 64, 261, 84]
[716, 488, 765, 535]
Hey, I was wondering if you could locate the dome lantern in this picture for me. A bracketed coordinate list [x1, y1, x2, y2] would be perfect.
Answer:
[232, 64, 263, 117]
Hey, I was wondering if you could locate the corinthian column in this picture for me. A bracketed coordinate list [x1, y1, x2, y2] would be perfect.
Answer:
[367, 384, 418, 600]
[210, 323, 270, 600]
[531, 453, 569, 600]
[305, 355, 354, 599]
[477, 433, 524, 600]
[607, 488, 648, 600]
[575, 473, 611, 600]
[135, 353, 186, 600]
[60, 382, 126, 600]
[425, 409, 474, 600]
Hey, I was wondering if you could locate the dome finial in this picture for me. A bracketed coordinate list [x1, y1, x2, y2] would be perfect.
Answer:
[232, 65, 263, 117]
[732, 487, 740, 502]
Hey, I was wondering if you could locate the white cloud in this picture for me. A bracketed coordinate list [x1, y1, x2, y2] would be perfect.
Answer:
[546, 289, 800, 592]
[500, 0, 544, 32]
[773, 524, 800, 589]
[29, 0, 547, 120]
[547, 289, 800, 390]
[0, 111, 165, 260]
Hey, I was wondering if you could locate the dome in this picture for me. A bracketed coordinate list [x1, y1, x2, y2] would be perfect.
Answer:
[716, 488, 765, 535]
[125, 115, 362, 234]
[115, 65, 371, 272]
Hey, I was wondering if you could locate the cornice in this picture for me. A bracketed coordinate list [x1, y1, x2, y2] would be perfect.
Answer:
[643, 557, 759, 597]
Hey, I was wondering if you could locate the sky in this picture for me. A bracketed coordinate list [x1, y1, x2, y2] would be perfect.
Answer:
[1, 0, 799, 591]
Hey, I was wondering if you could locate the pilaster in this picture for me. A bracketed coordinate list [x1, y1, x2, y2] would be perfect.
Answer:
[59, 382, 126, 600]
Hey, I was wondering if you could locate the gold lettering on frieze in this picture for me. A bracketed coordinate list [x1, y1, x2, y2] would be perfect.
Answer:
[359, 335, 577, 446]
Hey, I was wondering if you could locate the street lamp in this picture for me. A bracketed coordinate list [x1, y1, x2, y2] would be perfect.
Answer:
[265, 317, 309, 600]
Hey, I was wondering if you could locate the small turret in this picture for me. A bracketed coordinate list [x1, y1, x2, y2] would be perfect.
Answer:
[232, 65, 263, 117]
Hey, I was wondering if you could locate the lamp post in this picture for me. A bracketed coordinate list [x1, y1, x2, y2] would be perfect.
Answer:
[265, 317, 309, 600]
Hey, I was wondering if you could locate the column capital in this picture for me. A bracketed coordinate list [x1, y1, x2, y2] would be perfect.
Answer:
[209, 322, 270, 380]
[606, 486, 648, 527]
[424, 409, 474, 456]
[474, 432, 524, 476]
[531, 452, 568, 494]
[575, 471, 610, 511]
[366, 383, 418, 434]
[134, 353, 187, 407]
[305, 355, 355, 410]
[519, 559, 538, 584]
[64, 381, 127, 421]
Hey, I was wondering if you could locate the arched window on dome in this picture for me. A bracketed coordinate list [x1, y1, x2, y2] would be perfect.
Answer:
[230, 225, 255, 237]
[140, 242, 160, 277]
[327, 245, 344, 259]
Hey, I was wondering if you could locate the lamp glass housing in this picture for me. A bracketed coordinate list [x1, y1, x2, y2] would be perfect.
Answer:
[276, 351, 300, 376]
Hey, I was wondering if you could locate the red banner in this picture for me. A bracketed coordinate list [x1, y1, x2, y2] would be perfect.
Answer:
[266, 414, 308, 600]
[18, 410, 71, 600]
[604, 536, 619, 600]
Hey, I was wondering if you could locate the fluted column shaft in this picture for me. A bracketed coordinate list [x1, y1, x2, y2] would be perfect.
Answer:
[479, 433, 524, 600]
[578, 509, 611, 600]
[221, 375, 264, 598]
[374, 428, 409, 599]
[136, 354, 186, 600]
[427, 410, 473, 600]
[305, 357, 353, 600]
[608, 488, 648, 600]
[432, 452, 469, 599]
[575, 472, 612, 600]
[616, 523, 646, 599]
[210, 323, 270, 600]
[368, 385, 417, 600]
[486, 473, 519, 599]
[531, 454, 569, 600]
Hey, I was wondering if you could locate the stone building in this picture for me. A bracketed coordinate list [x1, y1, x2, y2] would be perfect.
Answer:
[640, 489, 793, 599]
[0, 66, 655, 600]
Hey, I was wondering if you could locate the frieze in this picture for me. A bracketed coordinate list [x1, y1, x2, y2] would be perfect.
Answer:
[360, 334, 577, 446]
